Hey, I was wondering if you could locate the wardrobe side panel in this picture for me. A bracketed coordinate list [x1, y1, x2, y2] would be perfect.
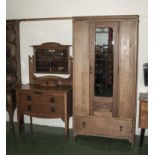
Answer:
[118, 21, 138, 118]
[73, 21, 90, 115]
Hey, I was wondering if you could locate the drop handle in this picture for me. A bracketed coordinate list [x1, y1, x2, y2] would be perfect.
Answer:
[90, 66, 93, 74]
[120, 125, 123, 132]
[35, 90, 44, 94]
[82, 122, 86, 128]
[51, 107, 56, 112]
[27, 105, 31, 111]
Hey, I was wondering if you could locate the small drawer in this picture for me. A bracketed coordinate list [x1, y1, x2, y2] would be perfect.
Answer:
[19, 90, 64, 105]
[37, 95, 64, 105]
[18, 91, 34, 103]
[20, 104, 64, 116]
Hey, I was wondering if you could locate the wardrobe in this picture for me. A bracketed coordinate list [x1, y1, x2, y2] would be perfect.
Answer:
[73, 16, 138, 144]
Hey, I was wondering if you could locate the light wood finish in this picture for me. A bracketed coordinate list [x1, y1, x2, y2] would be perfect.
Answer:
[74, 116, 132, 139]
[8, 15, 138, 23]
[118, 21, 138, 119]
[73, 15, 138, 144]
[73, 21, 90, 116]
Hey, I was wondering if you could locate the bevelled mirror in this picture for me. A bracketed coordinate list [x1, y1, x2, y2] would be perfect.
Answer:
[94, 27, 113, 97]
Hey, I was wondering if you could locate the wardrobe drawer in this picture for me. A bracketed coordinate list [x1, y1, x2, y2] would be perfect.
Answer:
[74, 116, 132, 137]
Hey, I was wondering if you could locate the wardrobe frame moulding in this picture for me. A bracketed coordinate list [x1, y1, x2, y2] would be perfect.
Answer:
[73, 15, 139, 144]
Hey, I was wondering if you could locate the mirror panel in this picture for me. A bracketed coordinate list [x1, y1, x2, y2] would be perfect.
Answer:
[94, 27, 113, 97]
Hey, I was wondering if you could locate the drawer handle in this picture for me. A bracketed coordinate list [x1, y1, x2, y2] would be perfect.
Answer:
[27, 95, 32, 101]
[35, 90, 44, 94]
[51, 107, 56, 112]
[82, 122, 86, 128]
[50, 97, 55, 103]
[28, 105, 31, 111]
[120, 125, 123, 132]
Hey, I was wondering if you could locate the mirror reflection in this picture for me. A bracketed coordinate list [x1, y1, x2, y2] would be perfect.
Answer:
[94, 27, 113, 97]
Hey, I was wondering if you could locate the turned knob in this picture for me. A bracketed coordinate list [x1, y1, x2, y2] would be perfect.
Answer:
[27, 95, 32, 101]
[50, 97, 55, 103]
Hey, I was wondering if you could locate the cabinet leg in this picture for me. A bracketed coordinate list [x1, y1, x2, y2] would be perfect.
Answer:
[8, 109, 14, 130]
[128, 134, 135, 146]
[17, 113, 24, 133]
[64, 117, 69, 137]
[17, 114, 21, 133]
[139, 128, 145, 146]
[30, 116, 33, 133]
[73, 133, 77, 141]
[64, 93, 69, 137]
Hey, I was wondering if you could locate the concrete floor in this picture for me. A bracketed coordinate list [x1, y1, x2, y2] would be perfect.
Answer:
[6, 122, 148, 155]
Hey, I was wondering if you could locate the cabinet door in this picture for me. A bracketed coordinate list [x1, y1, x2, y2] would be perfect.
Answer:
[118, 21, 138, 118]
[73, 21, 90, 115]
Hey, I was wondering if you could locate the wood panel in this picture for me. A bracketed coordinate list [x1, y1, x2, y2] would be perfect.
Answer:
[19, 91, 64, 105]
[139, 100, 148, 129]
[118, 21, 138, 118]
[89, 21, 119, 116]
[73, 21, 90, 115]
[73, 16, 138, 144]
[74, 116, 132, 139]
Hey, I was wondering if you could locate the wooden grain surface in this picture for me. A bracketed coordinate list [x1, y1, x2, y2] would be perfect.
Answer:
[73, 21, 90, 115]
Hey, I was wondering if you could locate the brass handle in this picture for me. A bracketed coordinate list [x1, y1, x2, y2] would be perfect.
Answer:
[120, 125, 123, 132]
[27, 95, 32, 101]
[51, 107, 56, 112]
[28, 105, 31, 111]
[90, 66, 93, 74]
[35, 90, 44, 94]
[50, 97, 55, 103]
[82, 122, 86, 128]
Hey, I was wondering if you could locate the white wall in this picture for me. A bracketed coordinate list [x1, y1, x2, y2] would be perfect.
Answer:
[6, 0, 148, 135]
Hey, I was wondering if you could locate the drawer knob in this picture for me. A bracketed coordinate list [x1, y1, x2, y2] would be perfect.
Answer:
[27, 95, 32, 101]
[27, 105, 31, 111]
[82, 122, 86, 128]
[120, 125, 123, 132]
[51, 107, 56, 112]
[50, 97, 55, 103]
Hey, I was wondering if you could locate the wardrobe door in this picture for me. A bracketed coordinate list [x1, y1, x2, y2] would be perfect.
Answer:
[89, 22, 119, 117]
[118, 20, 138, 119]
[73, 20, 90, 115]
